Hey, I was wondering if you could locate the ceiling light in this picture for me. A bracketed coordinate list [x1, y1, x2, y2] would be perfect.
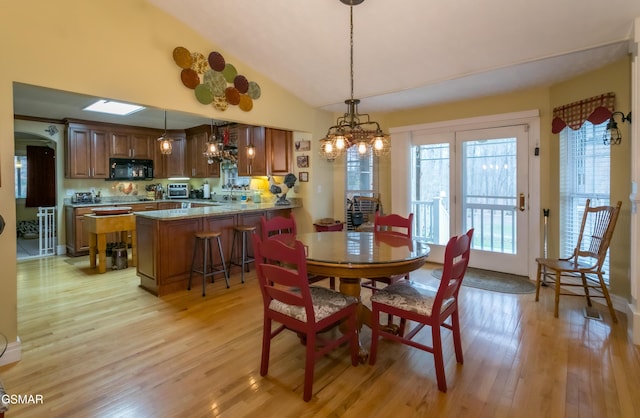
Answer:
[83, 99, 144, 116]
[158, 110, 173, 155]
[319, 0, 389, 162]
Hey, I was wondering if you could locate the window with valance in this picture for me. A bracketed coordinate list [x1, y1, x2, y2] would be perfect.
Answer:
[551, 92, 615, 134]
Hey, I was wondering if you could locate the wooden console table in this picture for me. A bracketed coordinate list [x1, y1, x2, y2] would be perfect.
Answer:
[84, 213, 137, 273]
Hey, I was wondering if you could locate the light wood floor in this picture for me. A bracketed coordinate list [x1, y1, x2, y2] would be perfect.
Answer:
[1, 255, 639, 417]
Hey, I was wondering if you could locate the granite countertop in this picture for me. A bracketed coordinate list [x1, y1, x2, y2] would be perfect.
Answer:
[134, 201, 300, 220]
[66, 197, 301, 220]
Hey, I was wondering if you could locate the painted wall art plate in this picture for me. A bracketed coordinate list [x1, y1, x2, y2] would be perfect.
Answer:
[173, 46, 192, 68]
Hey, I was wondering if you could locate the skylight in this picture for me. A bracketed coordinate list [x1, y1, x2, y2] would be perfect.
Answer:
[83, 99, 145, 116]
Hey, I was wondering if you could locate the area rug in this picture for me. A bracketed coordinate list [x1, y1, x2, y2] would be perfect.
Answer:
[431, 267, 536, 294]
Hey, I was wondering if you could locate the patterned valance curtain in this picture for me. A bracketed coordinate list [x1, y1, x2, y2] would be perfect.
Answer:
[551, 92, 615, 134]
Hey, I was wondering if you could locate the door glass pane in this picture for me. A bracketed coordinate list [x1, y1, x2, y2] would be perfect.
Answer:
[462, 138, 517, 253]
[411, 143, 450, 245]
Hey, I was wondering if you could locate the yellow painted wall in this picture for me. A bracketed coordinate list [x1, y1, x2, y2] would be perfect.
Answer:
[0, 0, 333, 348]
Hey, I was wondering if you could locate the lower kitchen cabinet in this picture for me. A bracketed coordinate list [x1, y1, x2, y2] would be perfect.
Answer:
[65, 203, 160, 256]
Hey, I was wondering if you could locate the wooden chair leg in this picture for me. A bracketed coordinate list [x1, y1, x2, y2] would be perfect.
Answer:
[535, 262, 543, 301]
[596, 274, 618, 323]
[451, 311, 464, 364]
[431, 325, 447, 392]
[554, 271, 561, 318]
[260, 317, 272, 376]
[580, 273, 592, 307]
[303, 332, 316, 402]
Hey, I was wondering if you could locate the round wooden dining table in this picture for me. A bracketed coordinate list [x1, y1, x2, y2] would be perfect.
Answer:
[294, 231, 431, 360]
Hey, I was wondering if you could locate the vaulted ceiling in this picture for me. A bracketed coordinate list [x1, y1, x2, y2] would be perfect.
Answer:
[13, 1, 639, 132]
[148, 0, 639, 114]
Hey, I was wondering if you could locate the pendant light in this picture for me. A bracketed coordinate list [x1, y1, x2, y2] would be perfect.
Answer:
[319, 0, 389, 161]
[203, 119, 220, 164]
[157, 110, 173, 155]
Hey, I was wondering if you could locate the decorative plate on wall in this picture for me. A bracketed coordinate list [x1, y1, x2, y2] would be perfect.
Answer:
[172, 46, 261, 112]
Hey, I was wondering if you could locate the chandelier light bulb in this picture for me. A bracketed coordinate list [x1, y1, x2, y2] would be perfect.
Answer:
[325, 142, 334, 153]
[357, 141, 367, 154]
[335, 136, 347, 150]
[373, 137, 384, 150]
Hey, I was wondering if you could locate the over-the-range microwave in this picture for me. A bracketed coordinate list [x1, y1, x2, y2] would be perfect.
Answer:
[109, 158, 154, 181]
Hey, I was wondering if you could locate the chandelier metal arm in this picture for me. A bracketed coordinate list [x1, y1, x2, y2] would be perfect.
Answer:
[319, 0, 389, 161]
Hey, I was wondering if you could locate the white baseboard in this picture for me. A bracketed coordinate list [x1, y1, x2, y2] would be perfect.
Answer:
[57, 244, 66, 255]
[0, 337, 21, 366]
[627, 303, 640, 345]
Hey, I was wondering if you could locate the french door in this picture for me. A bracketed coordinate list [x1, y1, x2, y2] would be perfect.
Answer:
[411, 124, 530, 275]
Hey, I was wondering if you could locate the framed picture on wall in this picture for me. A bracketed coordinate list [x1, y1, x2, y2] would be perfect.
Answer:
[299, 171, 309, 182]
[296, 155, 309, 168]
[294, 140, 311, 152]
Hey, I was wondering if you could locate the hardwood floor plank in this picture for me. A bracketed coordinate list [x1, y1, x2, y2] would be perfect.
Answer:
[1, 257, 639, 417]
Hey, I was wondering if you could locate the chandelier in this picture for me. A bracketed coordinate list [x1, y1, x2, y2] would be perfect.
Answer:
[157, 110, 173, 155]
[319, 0, 389, 162]
[203, 121, 238, 164]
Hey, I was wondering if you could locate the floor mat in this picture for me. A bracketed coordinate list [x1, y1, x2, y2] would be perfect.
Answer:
[432, 267, 536, 294]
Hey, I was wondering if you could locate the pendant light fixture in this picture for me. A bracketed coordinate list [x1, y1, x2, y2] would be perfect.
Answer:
[319, 0, 389, 162]
[246, 143, 256, 160]
[157, 110, 173, 155]
[203, 119, 221, 164]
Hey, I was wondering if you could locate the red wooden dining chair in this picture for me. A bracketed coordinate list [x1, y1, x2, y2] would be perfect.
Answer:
[252, 234, 359, 402]
[260, 214, 335, 289]
[369, 228, 474, 393]
[260, 213, 297, 240]
[362, 212, 414, 291]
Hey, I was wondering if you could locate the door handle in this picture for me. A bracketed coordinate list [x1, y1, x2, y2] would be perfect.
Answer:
[519, 193, 525, 211]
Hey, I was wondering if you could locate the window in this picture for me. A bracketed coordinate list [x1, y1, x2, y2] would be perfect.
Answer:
[15, 155, 27, 198]
[559, 121, 610, 281]
[411, 143, 450, 244]
[345, 147, 378, 229]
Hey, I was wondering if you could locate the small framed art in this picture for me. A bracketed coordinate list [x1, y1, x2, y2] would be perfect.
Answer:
[299, 171, 309, 182]
[296, 155, 309, 168]
[294, 140, 311, 152]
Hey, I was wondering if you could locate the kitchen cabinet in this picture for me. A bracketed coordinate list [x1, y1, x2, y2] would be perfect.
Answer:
[136, 207, 293, 296]
[154, 131, 186, 178]
[65, 206, 94, 255]
[236, 124, 266, 176]
[65, 203, 159, 256]
[65, 122, 109, 179]
[109, 128, 154, 159]
[157, 202, 181, 210]
[186, 125, 221, 178]
[265, 128, 293, 175]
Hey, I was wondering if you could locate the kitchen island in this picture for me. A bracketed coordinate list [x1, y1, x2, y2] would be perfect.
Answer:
[133, 201, 300, 296]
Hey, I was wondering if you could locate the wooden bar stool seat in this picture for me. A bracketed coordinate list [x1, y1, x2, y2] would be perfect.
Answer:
[188, 231, 230, 296]
[228, 225, 257, 283]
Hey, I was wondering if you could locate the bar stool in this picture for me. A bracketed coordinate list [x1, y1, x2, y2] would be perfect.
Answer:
[188, 231, 230, 297]
[228, 225, 256, 284]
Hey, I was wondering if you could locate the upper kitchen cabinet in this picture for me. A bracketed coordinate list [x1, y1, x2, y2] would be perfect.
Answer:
[185, 125, 220, 178]
[236, 124, 266, 176]
[65, 122, 109, 179]
[265, 128, 293, 175]
[154, 130, 186, 178]
[109, 128, 154, 159]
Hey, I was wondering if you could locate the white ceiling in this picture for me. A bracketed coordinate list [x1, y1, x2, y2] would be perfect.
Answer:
[147, 0, 639, 113]
[13, 0, 639, 132]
